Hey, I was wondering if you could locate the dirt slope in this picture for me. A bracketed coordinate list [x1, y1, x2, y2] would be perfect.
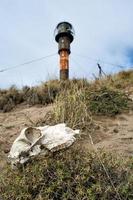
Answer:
[94, 112, 133, 156]
[0, 105, 52, 170]
[0, 105, 133, 171]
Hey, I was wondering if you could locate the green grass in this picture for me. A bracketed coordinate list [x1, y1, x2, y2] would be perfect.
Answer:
[1, 71, 133, 199]
[1, 146, 133, 200]
[41, 84, 131, 133]
[87, 87, 129, 116]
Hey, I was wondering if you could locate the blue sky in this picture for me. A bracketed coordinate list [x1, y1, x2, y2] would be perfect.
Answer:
[0, 0, 133, 88]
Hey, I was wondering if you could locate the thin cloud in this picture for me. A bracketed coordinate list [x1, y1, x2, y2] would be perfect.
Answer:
[0, 0, 133, 88]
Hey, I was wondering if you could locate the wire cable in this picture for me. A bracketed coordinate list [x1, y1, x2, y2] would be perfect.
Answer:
[71, 55, 93, 73]
[0, 53, 57, 73]
[71, 55, 104, 79]
[73, 52, 130, 69]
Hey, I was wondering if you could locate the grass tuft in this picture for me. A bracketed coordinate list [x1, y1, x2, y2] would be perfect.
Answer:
[42, 84, 131, 132]
[50, 86, 93, 130]
[87, 86, 129, 116]
[0, 147, 133, 200]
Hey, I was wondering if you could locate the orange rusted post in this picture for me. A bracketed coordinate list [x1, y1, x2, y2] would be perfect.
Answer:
[60, 50, 69, 80]
[55, 22, 74, 80]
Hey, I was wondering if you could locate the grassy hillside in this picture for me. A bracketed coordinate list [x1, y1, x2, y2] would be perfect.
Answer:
[0, 70, 133, 113]
[0, 70, 133, 200]
[1, 146, 133, 200]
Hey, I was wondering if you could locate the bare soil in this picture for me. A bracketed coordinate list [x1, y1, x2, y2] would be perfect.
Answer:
[0, 105, 52, 170]
[0, 105, 133, 171]
[93, 111, 133, 156]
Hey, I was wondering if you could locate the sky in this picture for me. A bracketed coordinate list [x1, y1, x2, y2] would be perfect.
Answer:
[0, 0, 133, 88]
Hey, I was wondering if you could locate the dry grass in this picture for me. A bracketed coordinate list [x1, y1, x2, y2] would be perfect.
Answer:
[1, 71, 133, 199]
[1, 70, 133, 113]
[0, 85, 23, 112]
[41, 81, 131, 132]
[94, 70, 133, 90]
[48, 86, 93, 130]
[0, 79, 89, 112]
[0, 81, 60, 112]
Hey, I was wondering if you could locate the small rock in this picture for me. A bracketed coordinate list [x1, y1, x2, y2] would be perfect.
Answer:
[4, 148, 10, 154]
[113, 128, 119, 133]
[95, 125, 100, 130]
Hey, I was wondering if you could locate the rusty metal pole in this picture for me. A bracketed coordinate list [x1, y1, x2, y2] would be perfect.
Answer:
[60, 50, 69, 80]
[55, 22, 74, 80]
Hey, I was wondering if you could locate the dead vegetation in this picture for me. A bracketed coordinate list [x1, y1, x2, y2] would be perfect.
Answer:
[1, 70, 133, 199]
[1, 70, 133, 113]
[38, 72, 132, 132]
[0, 81, 60, 112]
